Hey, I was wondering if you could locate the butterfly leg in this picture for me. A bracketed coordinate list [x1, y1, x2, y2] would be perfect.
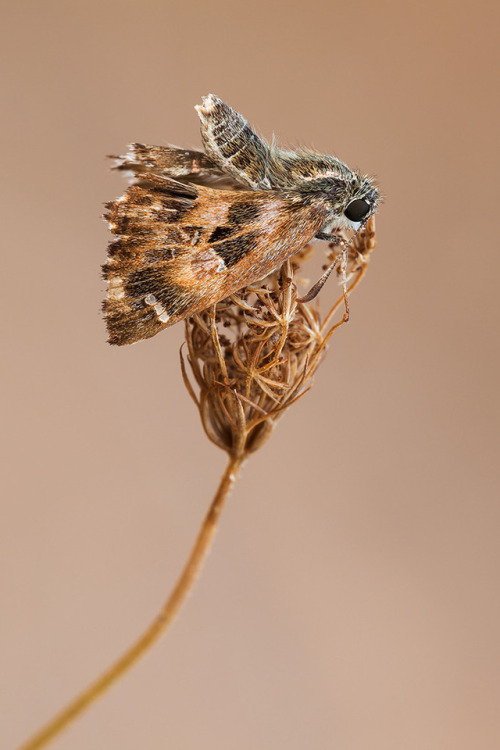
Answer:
[314, 231, 344, 243]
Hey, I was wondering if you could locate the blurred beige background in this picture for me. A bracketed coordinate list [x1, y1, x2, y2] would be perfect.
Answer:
[1, 1, 499, 748]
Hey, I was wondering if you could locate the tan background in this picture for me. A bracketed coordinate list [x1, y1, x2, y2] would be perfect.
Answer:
[2, 1, 499, 748]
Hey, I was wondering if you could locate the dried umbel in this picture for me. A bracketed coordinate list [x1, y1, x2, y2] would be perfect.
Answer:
[182, 217, 376, 460]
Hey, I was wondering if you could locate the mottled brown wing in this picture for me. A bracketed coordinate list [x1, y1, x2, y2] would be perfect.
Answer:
[103, 175, 328, 345]
[196, 94, 273, 189]
[110, 142, 243, 189]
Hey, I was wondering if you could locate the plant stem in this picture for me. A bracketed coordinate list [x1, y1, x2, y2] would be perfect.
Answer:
[17, 455, 244, 750]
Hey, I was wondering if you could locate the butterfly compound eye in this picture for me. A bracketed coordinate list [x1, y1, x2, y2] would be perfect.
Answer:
[344, 199, 370, 222]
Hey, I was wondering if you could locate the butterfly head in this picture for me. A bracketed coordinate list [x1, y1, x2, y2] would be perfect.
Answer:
[300, 171, 379, 237]
[281, 152, 379, 231]
[339, 173, 380, 229]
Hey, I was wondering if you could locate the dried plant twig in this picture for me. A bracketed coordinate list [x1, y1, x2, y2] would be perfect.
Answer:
[17, 218, 376, 750]
[17, 457, 242, 750]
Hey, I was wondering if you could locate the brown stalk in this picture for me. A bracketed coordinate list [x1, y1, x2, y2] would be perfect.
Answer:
[17, 456, 243, 750]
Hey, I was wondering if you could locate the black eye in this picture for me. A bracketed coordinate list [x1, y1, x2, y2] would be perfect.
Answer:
[344, 199, 370, 222]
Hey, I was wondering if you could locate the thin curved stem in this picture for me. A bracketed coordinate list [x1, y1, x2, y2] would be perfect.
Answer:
[17, 455, 244, 750]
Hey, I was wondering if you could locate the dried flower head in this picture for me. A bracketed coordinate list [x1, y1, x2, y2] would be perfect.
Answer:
[182, 218, 376, 460]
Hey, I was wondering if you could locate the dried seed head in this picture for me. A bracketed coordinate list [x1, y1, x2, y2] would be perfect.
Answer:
[181, 218, 376, 459]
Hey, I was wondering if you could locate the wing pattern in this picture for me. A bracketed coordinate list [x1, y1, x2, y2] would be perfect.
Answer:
[103, 175, 328, 345]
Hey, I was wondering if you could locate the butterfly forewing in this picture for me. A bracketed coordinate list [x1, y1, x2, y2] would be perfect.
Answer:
[103, 177, 328, 345]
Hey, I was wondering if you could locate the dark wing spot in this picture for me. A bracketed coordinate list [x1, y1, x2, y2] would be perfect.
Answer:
[124, 267, 186, 315]
[227, 200, 263, 226]
[213, 231, 260, 268]
[209, 224, 239, 242]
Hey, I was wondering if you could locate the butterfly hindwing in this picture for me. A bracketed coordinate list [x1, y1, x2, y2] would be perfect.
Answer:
[110, 142, 243, 190]
[196, 94, 272, 190]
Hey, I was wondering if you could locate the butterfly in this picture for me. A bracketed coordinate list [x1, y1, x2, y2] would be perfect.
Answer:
[103, 94, 379, 345]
